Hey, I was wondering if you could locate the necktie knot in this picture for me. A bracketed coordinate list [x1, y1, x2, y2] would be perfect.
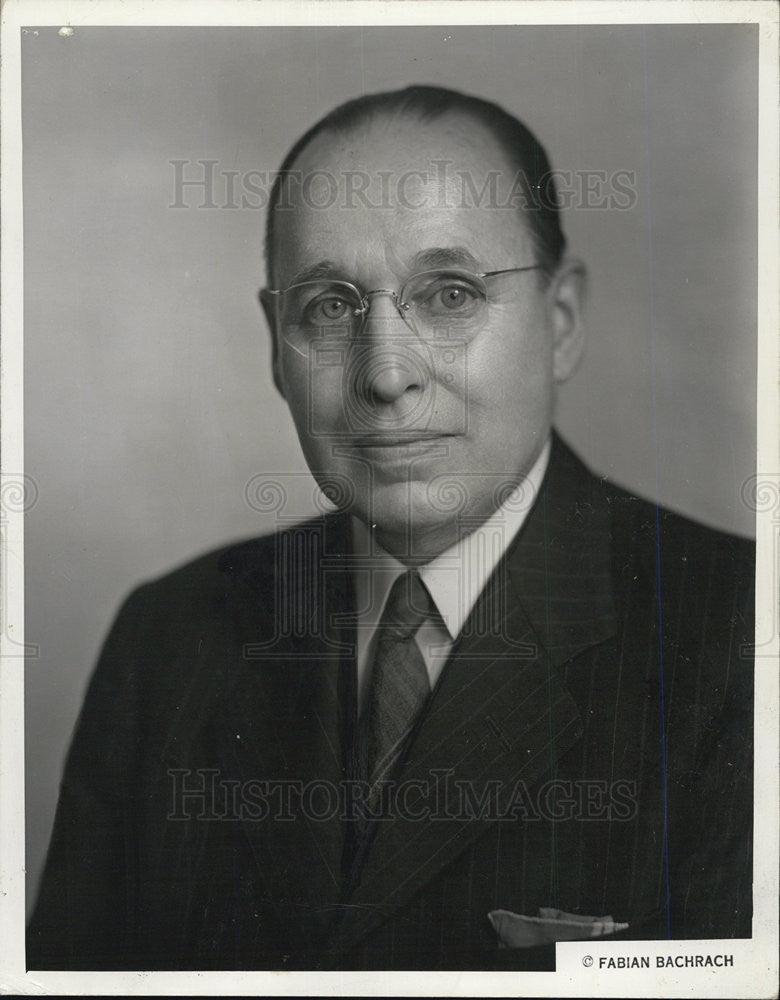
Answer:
[377, 569, 435, 642]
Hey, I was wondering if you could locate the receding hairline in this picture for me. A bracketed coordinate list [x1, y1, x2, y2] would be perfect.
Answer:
[301, 112, 525, 195]
[264, 86, 566, 285]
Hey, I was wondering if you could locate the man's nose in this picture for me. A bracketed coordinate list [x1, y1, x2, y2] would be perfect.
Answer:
[357, 296, 427, 404]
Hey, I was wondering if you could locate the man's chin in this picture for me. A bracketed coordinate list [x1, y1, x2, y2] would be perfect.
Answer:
[348, 481, 468, 558]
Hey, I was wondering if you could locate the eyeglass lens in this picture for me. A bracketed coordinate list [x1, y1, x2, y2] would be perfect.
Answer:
[277, 268, 491, 342]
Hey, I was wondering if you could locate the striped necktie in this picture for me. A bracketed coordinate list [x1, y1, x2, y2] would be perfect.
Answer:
[364, 569, 434, 801]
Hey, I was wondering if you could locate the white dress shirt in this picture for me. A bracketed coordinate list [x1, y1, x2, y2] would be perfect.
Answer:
[351, 437, 551, 713]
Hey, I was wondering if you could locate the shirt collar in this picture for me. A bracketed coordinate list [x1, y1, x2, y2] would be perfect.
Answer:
[350, 437, 551, 638]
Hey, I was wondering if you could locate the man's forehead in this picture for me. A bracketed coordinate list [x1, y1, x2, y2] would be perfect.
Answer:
[275, 203, 532, 286]
[272, 112, 535, 283]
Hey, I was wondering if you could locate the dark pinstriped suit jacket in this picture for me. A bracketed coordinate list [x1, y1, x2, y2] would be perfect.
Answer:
[27, 434, 754, 970]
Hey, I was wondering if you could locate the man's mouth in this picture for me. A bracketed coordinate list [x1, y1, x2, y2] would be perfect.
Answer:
[347, 432, 458, 463]
[351, 432, 452, 447]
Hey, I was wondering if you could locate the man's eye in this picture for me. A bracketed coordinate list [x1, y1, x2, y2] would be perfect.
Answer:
[420, 282, 482, 314]
[304, 296, 352, 324]
[438, 286, 473, 310]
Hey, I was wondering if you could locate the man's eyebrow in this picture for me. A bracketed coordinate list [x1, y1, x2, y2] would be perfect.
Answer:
[410, 247, 482, 271]
[283, 248, 481, 288]
[285, 260, 342, 286]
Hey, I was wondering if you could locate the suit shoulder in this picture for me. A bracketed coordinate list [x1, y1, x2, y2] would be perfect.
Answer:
[88, 516, 347, 733]
[138, 532, 275, 596]
[601, 477, 754, 574]
[131, 513, 346, 602]
[599, 478, 754, 691]
[550, 435, 754, 579]
[550, 434, 753, 565]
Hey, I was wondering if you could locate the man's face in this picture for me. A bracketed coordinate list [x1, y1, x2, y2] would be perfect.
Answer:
[265, 113, 584, 560]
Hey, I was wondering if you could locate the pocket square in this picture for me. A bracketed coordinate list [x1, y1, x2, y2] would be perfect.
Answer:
[488, 907, 630, 949]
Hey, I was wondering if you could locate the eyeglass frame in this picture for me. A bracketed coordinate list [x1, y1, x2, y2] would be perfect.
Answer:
[262, 264, 545, 336]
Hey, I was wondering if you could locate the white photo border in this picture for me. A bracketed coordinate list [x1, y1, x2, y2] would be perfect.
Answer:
[1, 1, 777, 996]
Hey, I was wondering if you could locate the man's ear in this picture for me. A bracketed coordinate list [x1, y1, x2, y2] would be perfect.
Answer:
[259, 289, 286, 399]
[546, 259, 587, 384]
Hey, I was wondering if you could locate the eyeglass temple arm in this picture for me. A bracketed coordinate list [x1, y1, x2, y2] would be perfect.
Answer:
[479, 265, 544, 279]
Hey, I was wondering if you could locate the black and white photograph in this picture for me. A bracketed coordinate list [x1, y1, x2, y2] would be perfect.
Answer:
[1, 1, 777, 995]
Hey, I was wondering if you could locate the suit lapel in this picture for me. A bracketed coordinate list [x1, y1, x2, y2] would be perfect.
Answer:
[329, 434, 618, 953]
[504, 433, 617, 664]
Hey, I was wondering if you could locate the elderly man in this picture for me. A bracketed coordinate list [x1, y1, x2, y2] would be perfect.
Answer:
[28, 86, 754, 971]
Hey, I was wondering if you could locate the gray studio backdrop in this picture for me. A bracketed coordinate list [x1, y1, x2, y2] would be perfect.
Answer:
[23, 25, 757, 913]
